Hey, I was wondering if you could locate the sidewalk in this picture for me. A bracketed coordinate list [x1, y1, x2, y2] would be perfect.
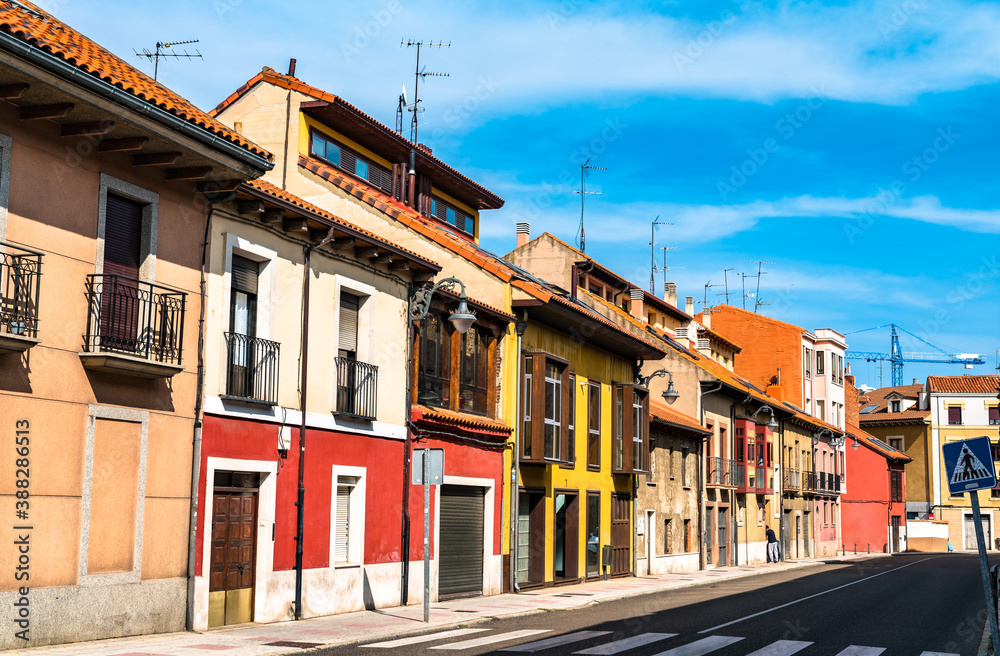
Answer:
[8, 554, 872, 656]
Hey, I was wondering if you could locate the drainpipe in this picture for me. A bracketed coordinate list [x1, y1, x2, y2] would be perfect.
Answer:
[401, 288, 416, 606]
[185, 204, 217, 631]
[294, 226, 336, 620]
[510, 313, 528, 593]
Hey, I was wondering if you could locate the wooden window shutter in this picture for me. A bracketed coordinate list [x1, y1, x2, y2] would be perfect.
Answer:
[231, 255, 259, 295]
[622, 385, 635, 474]
[640, 390, 650, 474]
[104, 194, 143, 279]
[334, 483, 352, 561]
[560, 366, 570, 463]
[530, 355, 545, 462]
[339, 292, 360, 354]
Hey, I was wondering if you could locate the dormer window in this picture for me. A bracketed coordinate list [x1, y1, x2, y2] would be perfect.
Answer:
[430, 197, 475, 236]
[891, 400, 901, 413]
[309, 130, 392, 193]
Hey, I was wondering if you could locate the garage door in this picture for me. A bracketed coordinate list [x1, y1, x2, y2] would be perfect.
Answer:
[439, 485, 485, 599]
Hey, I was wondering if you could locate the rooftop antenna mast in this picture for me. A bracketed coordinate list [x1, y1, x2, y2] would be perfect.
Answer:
[748, 260, 774, 313]
[661, 246, 680, 296]
[722, 268, 736, 305]
[401, 39, 450, 145]
[395, 83, 408, 135]
[649, 216, 673, 294]
[702, 282, 723, 309]
[134, 39, 201, 81]
[739, 272, 757, 311]
[572, 159, 606, 253]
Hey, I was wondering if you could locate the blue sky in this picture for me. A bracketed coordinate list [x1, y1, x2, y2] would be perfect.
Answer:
[47, 0, 1000, 388]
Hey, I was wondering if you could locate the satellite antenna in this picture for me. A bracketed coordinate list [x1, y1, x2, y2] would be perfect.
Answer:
[134, 39, 202, 81]
[748, 260, 775, 313]
[401, 40, 450, 145]
[571, 158, 606, 253]
[649, 216, 673, 294]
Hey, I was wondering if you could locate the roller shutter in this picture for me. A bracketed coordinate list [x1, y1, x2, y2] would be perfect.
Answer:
[438, 485, 484, 598]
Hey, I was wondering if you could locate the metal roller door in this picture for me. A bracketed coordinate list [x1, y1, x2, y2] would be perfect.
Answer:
[439, 485, 485, 598]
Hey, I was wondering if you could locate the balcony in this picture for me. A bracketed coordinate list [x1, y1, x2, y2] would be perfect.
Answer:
[784, 467, 801, 491]
[802, 470, 817, 493]
[0, 242, 42, 354]
[334, 357, 378, 421]
[81, 274, 186, 378]
[708, 457, 738, 486]
[223, 333, 280, 405]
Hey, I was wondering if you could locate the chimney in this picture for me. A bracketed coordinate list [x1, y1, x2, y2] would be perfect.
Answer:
[912, 378, 919, 385]
[702, 306, 712, 329]
[287, 58, 297, 77]
[664, 282, 677, 307]
[630, 288, 645, 322]
[516, 222, 530, 249]
[685, 296, 694, 316]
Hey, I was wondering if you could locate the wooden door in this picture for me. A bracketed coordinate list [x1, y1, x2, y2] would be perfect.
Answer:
[101, 194, 142, 351]
[610, 493, 630, 577]
[209, 491, 257, 627]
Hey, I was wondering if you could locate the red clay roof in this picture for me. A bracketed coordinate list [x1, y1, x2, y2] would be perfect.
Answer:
[212, 67, 500, 207]
[847, 422, 911, 463]
[857, 383, 930, 424]
[928, 375, 1000, 395]
[0, 2, 271, 161]
[650, 401, 711, 436]
[413, 405, 512, 441]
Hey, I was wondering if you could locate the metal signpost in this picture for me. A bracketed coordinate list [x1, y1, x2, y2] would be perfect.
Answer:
[942, 435, 999, 650]
[412, 448, 443, 622]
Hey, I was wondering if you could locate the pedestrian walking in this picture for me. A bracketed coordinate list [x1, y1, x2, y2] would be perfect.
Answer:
[766, 525, 779, 563]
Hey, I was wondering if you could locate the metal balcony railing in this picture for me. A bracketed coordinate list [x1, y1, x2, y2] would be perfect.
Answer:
[84, 274, 186, 364]
[224, 332, 279, 405]
[0, 242, 42, 339]
[708, 457, 739, 486]
[784, 467, 801, 490]
[802, 470, 817, 492]
[819, 472, 827, 490]
[335, 357, 378, 421]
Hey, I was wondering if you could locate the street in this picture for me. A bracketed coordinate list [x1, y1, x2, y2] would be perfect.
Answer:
[322, 555, 996, 656]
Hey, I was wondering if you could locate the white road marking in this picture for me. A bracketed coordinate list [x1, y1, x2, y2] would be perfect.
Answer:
[363, 628, 489, 648]
[501, 630, 611, 652]
[430, 630, 551, 650]
[744, 640, 813, 656]
[573, 632, 678, 654]
[699, 558, 932, 634]
[651, 635, 744, 656]
[834, 647, 885, 656]
[919, 652, 959, 656]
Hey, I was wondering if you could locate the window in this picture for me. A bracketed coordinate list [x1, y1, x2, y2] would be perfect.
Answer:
[417, 313, 450, 408]
[632, 391, 646, 471]
[804, 347, 812, 379]
[992, 483, 1000, 499]
[889, 438, 903, 452]
[614, 386, 624, 470]
[890, 470, 903, 503]
[334, 477, 356, 562]
[417, 311, 495, 417]
[647, 438, 656, 485]
[611, 384, 649, 474]
[331, 469, 365, 565]
[680, 446, 689, 487]
[459, 327, 489, 415]
[990, 406, 1000, 426]
[991, 442, 1000, 462]
[891, 400, 901, 413]
[816, 350, 825, 375]
[335, 291, 377, 419]
[661, 518, 672, 555]
[430, 197, 476, 236]
[683, 519, 691, 553]
[522, 354, 570, 463]
[817, 400, 825, 421]
[948, 406, 962, 425]
[588, 382, 601, 469]
[567, 374, 576, 464]
[309, 130, 392, 193]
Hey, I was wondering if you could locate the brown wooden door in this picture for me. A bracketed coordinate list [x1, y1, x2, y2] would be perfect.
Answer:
[209, 491, 257, 626]
[610, 493, 631, 577]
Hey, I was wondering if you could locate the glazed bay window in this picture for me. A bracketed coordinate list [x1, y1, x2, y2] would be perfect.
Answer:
[416, 311, 497, 416]
[611, 384, 649, 474]
[522, 353, 570, 464]
[310, 130, 392, 193]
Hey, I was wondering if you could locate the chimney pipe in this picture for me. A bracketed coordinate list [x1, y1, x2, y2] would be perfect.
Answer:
[287, 58, 297, 77]
[664, 282, 677, 308]
[516, 222, 530, 249]
[685, 296, 694, 316]
[912, 378, 918, 385]
[630, 288, 645, 322]
[702, 306, 712, 329]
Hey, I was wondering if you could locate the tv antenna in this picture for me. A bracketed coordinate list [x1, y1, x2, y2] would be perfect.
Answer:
[748, 260, 775, 313]
[572, 158, 606, 253]
[702, 281, 723, 309]
[400, 40, 450, 145]
[134, 39, 202, 81]
[395, 83, 408, 135]
[659, 246, 680, 296]
[649, 216, 673, 294]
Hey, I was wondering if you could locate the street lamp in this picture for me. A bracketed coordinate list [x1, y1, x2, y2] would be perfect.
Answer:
[846, 432, 860, 450]
[410, 276, 477, 333]
[637, 368, 680, 405]
[752, 405, 780, 431]
[812, 427, 834, 446]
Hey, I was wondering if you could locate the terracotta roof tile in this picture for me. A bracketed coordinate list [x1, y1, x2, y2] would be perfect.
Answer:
[856, 383, 929, 424]
[213, 67, 499, 205]
[413, 405, 512, 440]
[0, 3, 271, 161]
[847, 422, 911, 462]
[928, 375, 1000, 395]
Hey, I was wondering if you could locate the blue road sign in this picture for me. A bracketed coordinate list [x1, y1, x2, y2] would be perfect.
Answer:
[943, 436, 997, 496]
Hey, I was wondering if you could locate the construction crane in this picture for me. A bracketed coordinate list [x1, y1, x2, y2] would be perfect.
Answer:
[845, 323, 985, 386]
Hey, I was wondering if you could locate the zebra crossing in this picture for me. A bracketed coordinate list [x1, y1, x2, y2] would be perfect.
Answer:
[362, 627, 961, 656]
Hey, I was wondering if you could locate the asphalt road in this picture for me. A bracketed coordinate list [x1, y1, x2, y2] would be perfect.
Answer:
[316, 554, 999, 656]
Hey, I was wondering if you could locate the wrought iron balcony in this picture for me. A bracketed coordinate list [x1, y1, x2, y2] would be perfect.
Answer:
[334, 357, 378, 421]
[802, 470, 817, 492]
[224, 332, 280, 405]
[784, 467, 801, 490]
[0, 242, 42, 354]
[708, 457, 739, 486]
[82, 274, 186, 377]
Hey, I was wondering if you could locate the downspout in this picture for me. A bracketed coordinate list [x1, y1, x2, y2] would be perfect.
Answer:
[186, 204, 217, 630]
[510, 312, 528, 592]
[294, 227, 336, 620]
[699, 381, 722, 570]
[401, 288, 415, 606]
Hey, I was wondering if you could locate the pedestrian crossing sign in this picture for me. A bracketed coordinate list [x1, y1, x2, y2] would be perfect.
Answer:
[943, 436, 997, 496]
